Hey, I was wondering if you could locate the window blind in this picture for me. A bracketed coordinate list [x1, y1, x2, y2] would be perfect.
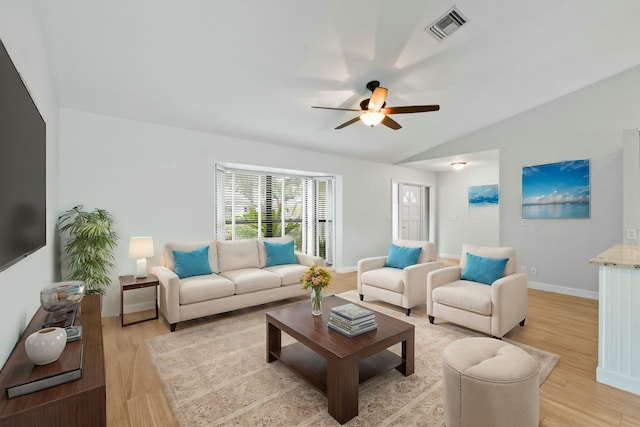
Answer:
[214, 165, 333, 265]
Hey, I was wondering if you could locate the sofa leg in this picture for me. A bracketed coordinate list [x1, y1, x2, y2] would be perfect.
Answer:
[428, 315, 435, 324]
[359, 294, 364, 301]
[405, 308, 411, 316]
[520, 318, 526, 326]
[492, 336, 503, 340]
[170, 323, 177, 332]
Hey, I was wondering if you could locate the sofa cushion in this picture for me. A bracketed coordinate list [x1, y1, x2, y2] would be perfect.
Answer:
[179, 274, 235, 305]
[264, 240, 297, 267]
[264, 263, 307, 286]
[219, 268, 281, 294]
[461, 253, 509, 285]
[163, 241, 219, 273]
[360, 268, 404, 293]
[258, 236, 294, 267]
[393, 239, 436, 263]
[384, 243, 422, 269]
[461, 244, 517, 276]
[172, 245, 213, 279]
[432, 280, 492, 316]
[216, 239, 260, 272]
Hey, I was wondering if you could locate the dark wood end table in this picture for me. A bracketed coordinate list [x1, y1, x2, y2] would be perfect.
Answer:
[119, 274, 159, 327]
[266, 295, 415, 424]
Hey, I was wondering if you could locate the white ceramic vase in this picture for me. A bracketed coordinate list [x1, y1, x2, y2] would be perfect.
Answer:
[25, 327, 67, 365]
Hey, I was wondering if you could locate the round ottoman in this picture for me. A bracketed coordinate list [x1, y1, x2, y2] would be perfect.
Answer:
[442, 337, 539, 427]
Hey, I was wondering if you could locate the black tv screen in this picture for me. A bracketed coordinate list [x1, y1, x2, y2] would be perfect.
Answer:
[0, 39, 46, 271]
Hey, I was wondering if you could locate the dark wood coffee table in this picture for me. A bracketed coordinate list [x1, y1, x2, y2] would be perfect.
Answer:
[266, 295, 414, 424]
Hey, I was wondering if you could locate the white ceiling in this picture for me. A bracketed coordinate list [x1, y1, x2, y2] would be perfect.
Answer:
[36, 0, 640, 167]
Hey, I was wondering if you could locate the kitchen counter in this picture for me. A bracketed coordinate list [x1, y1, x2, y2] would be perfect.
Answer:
[590, 243, 640, 396]
[589, 243, 640, 269]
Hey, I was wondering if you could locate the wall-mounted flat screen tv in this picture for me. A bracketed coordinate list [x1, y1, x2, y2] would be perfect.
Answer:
[0, 39, 46, 271]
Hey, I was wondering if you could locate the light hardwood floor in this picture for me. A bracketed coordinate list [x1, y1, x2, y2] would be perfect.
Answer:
[103, 271, 640, 426]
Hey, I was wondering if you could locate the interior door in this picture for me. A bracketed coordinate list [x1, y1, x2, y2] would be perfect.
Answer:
[400, 184, 422, 240]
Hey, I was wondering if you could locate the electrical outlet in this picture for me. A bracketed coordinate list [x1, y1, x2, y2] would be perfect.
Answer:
[626, 228, 638, 240]
[530, 267, 537, 276]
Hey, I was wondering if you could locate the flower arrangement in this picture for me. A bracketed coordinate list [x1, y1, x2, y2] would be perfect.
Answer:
[300, 263, 332, 315]
[300, 263, 332, 290]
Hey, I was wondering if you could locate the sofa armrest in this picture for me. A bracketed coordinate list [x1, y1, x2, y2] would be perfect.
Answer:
[402, 261, 444, 308]
[356, 256, 388, 294]
[357, 256, 387, 273]
[153, 266, 181, 326]
[491, 273, 528, 337]
[295, 252, 325, 267]
[426, 266, 462, 315]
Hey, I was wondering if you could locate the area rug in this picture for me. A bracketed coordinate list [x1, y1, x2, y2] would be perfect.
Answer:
[146, 291, 559, 426]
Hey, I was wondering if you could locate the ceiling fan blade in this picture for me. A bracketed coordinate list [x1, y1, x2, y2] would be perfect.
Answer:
[367, 87, 388, 111]
[335, 116, 361, 129]
[381, 115, 402, 130]
[381, 105, 440, 114]
[311, 106, 364, 112]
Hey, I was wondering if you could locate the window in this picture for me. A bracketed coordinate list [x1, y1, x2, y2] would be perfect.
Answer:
[215, 164, 334, 265]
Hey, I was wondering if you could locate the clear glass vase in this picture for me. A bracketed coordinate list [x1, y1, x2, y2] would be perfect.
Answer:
[311, 287, 323, 316]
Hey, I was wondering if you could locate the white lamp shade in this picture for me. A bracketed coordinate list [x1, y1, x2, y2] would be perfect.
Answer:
[128, 236, 154, 258]
[360, 111, 385, 127]
[129, 237, 154, 278]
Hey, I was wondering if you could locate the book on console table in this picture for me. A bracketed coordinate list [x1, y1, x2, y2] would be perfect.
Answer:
[5, 342, 83, 399]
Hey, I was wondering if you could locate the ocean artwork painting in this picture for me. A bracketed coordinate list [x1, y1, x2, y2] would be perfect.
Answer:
[522, 159, 590, 219]
[468, 184, 499, 206]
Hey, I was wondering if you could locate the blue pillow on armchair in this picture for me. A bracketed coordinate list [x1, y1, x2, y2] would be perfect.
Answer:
[460, 252, 509, 285]
[384, 244, 422, 269]
[172, 245, 213, 279]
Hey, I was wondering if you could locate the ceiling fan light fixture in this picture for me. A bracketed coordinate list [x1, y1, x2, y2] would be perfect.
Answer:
[360, 111, 385, 127]
[451, 161, 467, 170]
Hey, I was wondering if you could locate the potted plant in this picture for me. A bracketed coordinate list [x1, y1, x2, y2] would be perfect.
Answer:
[57, 205, 119, 295]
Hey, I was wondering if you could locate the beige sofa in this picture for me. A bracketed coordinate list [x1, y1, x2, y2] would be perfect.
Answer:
[153, 237, 324, 331]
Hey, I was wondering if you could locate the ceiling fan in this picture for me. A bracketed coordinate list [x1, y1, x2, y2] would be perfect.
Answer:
[311, 80, 440, 130]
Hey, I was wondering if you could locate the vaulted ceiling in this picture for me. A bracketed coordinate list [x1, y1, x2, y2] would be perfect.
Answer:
[36, 0, 640, 165]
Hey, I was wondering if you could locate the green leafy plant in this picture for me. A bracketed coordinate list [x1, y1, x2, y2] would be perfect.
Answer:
[57, 205, 119, 295]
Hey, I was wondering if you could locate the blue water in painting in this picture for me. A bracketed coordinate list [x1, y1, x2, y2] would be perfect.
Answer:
[522, 203, 589, 219]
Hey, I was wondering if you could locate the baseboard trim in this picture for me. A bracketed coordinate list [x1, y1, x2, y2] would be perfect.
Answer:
[335, 266, 357, 273]
[528, 280, 598, 300]
[438, 253, 461, 260]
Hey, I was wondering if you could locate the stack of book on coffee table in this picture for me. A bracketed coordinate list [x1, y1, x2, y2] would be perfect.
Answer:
[328, 303, 377, 337]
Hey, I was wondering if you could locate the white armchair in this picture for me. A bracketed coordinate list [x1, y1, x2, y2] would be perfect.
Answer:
[357, 239, 443, 316]
[427, 243, 528, 339]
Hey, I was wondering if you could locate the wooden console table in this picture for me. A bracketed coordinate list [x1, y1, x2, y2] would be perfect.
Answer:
[0, 295, 106, 426]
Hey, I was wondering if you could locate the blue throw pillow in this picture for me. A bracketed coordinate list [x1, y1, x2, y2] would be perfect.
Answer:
[172, 245, 213, 279]
[384, 244, 422, 269]
[264, 240, 297, 267]
[461, 252, 509, 285]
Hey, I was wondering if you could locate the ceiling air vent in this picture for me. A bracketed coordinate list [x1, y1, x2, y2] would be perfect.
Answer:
[427, 6, 468, 41]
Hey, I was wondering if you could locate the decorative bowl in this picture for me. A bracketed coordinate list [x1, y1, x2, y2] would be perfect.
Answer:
[40, 281, 85, 313]
[25, 327, 67, 365]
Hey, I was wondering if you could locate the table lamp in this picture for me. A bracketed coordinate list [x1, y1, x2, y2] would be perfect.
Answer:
[128, 236, 154, 278]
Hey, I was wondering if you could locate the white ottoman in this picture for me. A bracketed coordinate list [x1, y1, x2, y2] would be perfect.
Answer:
[442, 337, 539, 427]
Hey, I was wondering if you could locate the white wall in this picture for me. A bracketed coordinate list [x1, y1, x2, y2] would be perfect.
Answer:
[0, 2, 59, 367]
[436, 165, 500, 258]
[58, 108, 436, 317]
[404, 63, 640, 299]
[623, 130, 640, 243]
